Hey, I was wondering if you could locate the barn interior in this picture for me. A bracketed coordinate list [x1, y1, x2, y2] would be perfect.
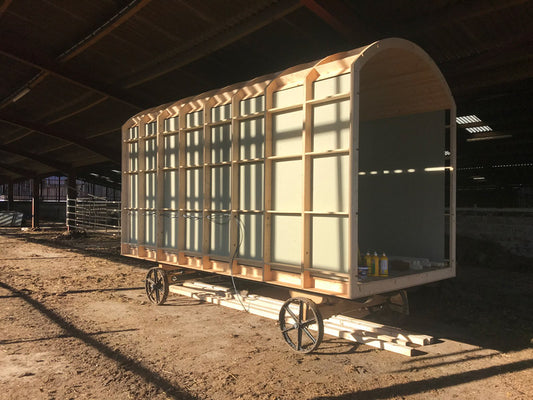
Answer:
[0, 2, 532, 398]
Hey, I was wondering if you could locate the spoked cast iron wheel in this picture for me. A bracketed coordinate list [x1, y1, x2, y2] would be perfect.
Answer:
[279, 297, 324, 353]
[145, 267, 169, 305]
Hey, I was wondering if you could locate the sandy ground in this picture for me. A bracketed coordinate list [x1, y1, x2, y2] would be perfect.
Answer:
[0, 226, 532, 400]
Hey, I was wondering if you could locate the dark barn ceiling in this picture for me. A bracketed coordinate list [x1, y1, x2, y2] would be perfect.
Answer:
[0, 0, 532, 201]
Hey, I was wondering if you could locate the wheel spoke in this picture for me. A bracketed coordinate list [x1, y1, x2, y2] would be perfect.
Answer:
[284, 304, 299, 322]
[302, 326, 317, 344]
[145, 268, 169, 305]
[301, 318, 317, 328]
[297, 301, 304, 350]
[282, 325, 296, 334]
[279, 297, 323, 353]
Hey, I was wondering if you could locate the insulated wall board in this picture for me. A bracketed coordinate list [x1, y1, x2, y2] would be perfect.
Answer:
[145, 138, 157, 170]
[185, 212, 202, 252]
[271, 159, 302, 211]
[211, 165, 231, 210]
[128, 210, 138, 244]
[271, 214, 301, 266]
[273, 85, 303, 108]
[311, 215, 349, 273]
[211, 125, 231, 163]
[186, 110, 203, 128]
[312, 155, 349, 213]
[186, 168, 203, 210]
[128, 174, 138, 208]
[128, 142, 138, 171]
[163, 134, 178, 168]
[128, 126, 139, 139]
[163, 211, 178, 249]
[210, 215, 230, 256]
[240, 96, 264, 115]
[145, 212, 156, 246]
[163, 170, 178, 209]
[239, 213, 263, 260]
[211, 104, 231, 122]
[313, 73, 350, 99]
[239, 163, 263, 210]
[164, 116, 178, 132]
[145, 172, 156, 209]
[240, 118, 264, 159]
[186, 129, 203, 166]
[312, 100, 350, 152]
[272, 110, 303, 156]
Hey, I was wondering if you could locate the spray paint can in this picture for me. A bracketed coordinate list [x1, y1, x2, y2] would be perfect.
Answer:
[379, 253, 389, 276]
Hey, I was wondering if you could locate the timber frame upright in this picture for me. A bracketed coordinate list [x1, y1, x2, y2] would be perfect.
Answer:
[122, 38, 457, 300]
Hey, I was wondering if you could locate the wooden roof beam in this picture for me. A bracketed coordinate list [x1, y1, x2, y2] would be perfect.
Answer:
[123, 0, 302, 88]
[389, 0, 529, 38]
[450, 59, 533, 97]
[0, 44, 146, 110]
[0, 162, 36, 178]
[0, 1, 152, 111]
[58, 0, 152, 62]
[455, 79, 533, 104]
[0, 0, 12, 18]
[441, 41, 533, 77]
[0, 144, 72, 173]
[301, 0, 376, 44]
[0, 115, 120, 164]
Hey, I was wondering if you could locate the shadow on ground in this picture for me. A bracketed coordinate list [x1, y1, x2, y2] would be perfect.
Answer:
[0, 280, 198, 400]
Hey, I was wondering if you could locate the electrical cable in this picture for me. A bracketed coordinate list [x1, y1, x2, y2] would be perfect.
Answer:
[177, 212, 250, 312]
[228, 215, 249, 312]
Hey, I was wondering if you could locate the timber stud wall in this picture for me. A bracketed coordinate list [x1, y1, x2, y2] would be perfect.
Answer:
[122, 38, 457, 300]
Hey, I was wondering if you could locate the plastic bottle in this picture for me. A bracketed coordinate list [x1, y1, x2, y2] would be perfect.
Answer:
[364, 252, 373, 274]
[379, 253, 389, 276]
[372, 252, 380, 276]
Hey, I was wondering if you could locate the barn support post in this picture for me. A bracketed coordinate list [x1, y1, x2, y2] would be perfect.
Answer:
[67, 173, 77, 231]
[8, 180, 14, 211]
[32, 177, 40, 229]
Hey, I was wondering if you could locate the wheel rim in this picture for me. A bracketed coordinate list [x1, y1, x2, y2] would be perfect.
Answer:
[145, 268, 168, 305]
[279, 297, 323, 353]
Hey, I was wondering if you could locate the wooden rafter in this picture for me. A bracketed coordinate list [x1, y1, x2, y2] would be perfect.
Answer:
[0, 162, 35, 177]
[122, 0, 302, 88]
[438, 34, 533, 71]
[450, 59, 533, 96]
[301, 0, 376, 43]
[0, 45, 145, 110]
[0, 0, 12, 17]
[58, 0, 152, 62]
[0, 115, 120, 164]
[0, 1, 151, 111]
[0, 144, 71, 172]
[391, 0, 530, 37]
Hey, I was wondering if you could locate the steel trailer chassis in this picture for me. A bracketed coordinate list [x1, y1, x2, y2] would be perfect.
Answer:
[144, 265, 428, 355]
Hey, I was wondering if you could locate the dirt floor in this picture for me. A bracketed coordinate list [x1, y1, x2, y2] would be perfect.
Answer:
[1, 225, 532, 400]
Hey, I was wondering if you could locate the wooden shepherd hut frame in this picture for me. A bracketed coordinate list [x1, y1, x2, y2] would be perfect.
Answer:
[122, 38, 456, 302]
